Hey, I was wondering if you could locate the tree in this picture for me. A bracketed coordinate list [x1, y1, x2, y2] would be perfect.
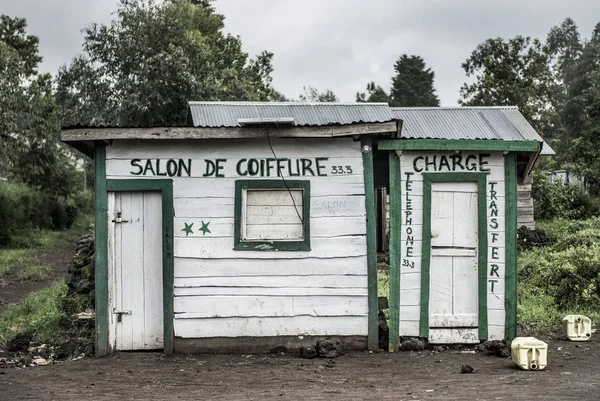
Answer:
[459, 36, 552, 130]
[298, 85, 338, 102]
[544, 18, 584, 155]
[562, 22, 600, 194]
[0, 15, 79, 197]
[0, 15, 42, 77]
[356, 82, 391, 103]
[56, 0, 279, 127]
[389, 55, 440, 107]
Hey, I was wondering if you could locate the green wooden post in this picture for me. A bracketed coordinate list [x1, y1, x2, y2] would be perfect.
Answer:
[362, 136, 378, 351]
[388, 151, 401, 352]
[94, 143, 108, 356]
[504, 153, 518, 340]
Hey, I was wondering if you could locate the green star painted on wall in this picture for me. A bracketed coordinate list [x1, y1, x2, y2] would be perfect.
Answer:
[199, 220, 211, 236]
[181, 222, 194, 237]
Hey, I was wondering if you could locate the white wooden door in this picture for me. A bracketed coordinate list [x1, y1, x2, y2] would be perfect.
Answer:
[429, 182, 479, 343]
[108, 191, 163, 350]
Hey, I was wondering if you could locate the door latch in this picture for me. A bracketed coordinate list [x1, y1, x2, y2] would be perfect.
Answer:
[113, 309, 131, 322]
[111, 212, 129, 224]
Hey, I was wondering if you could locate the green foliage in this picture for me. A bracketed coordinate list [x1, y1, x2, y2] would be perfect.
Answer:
[0, 182, 91, 247]
[532, 171, 599, 220]
[0, 15, 81, 197]
[390, 55, 440, 107]
[17, 264, 52, 282]
[0, 249, 30, 278]
[69, 190, 94, 215]
[520, 244, 600, 310]
[0, 281, 68, 344]
[518, 218, 600, 332]
[459, 35, 551, 130]
[378, 270, 390, 298]
[356, 82, 391, 103]
[298, 85, 338, 102]
[537, 217, 600, 244]
[561, 22, 600, 195]
[356, 55, 439, 107]
[0, 15, 41, 77]
[459, 19, 600, 196]
[56, 0, 278, 127]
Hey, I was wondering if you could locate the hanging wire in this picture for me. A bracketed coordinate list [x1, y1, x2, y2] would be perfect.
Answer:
[266, 129, 304, 224]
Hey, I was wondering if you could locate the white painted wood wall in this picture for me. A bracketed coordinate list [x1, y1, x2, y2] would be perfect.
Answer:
[105, 138, 368, 338]
[396, 151, 506, 340]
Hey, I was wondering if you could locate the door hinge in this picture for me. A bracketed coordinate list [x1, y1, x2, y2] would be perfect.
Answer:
[111, 212, 129, 224]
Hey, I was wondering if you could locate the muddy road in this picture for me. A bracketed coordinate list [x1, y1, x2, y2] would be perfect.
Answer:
[1, 339, 599, 400]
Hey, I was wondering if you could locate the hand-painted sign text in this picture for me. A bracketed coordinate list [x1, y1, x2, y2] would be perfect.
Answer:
[488, 181, 501, 293]
[129, 158, 339, 178]
[412, 153, 491, 173]
[403, 172, 415, 268]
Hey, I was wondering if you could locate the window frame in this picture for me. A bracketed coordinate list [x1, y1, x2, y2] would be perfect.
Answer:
[234, 179, 311, 251]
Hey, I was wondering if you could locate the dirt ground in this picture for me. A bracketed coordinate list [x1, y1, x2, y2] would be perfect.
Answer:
[1, 339, 599, 400]
[0, 246, 75, 309]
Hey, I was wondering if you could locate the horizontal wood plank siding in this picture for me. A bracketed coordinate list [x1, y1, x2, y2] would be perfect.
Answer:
[174, 316, 368, 338]
[106, 138, 368, 338]
[517, 176, 535, 229]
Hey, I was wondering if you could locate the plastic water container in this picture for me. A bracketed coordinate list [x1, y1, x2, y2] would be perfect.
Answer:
[562, 315, 592, 341]
[511, 337, 548, 371]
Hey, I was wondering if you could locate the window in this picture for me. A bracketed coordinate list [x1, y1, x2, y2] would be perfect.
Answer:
[234, 180, 310, 251]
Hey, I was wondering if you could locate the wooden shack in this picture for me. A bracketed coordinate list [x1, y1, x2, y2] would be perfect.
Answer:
[61, 102, 399, 355]
[377, 107, 554, 350]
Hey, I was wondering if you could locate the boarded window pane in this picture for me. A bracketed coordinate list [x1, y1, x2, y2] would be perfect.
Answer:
[244, 189, 303, 240]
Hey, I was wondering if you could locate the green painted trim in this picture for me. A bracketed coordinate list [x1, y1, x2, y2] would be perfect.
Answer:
[104, 178, 175, 354]
[504, 153, 518, 340]
[377, 139, 541, 153]
[419, 172, 488, 340]
[388, 151, 401, 351]
[361, 136, 378, 352]
[419, 177, 432, 338]
[94, 143, 108, 357]
[233, 179, 311, 251]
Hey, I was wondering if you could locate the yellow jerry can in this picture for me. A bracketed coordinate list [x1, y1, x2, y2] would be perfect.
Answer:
[511, 337, 547, 371]
[562, 315, 592, 341]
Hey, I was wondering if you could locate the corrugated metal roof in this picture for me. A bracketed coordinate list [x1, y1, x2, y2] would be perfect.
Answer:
[391, 107, 555, 155]
[188, 101, 395, 127]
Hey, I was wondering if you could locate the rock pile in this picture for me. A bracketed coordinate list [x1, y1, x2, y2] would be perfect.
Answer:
[1, 233, 97, 369]
[476, 340, 511, 357]
[65, 233, 95, 302]
[300, 339, 343, 359]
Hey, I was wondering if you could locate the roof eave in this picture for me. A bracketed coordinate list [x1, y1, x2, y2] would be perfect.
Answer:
[61, 121, 400, 143]
[377, 138, 542, 153]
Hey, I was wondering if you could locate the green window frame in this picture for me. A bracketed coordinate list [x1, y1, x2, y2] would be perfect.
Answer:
[234, 179, 311, 251]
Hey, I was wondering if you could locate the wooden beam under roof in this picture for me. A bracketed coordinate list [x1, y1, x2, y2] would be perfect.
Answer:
[61, 121, 399, 142]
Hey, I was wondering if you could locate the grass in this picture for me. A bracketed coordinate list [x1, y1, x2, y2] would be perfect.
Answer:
[0, 281, 68, 345]
[0, 249, 31, 277]
[17, 265, 53, 282]
[0, 213, 92, 283]
[518, 289, 600, 335]
[517, 217, 600, 336]
[378, 270, 390, 298]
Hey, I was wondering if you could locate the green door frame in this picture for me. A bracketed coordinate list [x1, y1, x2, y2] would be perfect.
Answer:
[419, 172, 488, 340]
[95, 144, 175, 355]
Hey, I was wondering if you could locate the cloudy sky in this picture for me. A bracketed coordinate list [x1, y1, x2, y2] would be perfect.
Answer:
[2, 0, 599, 105]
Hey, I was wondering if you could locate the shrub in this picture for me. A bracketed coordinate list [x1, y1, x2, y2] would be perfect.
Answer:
[532, 170, 599, 220]
[69, 190, 93, 215]
[0, 182, 75, 247]
[537, 217, 600, 245]
[518, 223, 600, 311]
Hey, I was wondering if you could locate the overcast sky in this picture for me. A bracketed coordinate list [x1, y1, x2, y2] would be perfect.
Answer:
[2, 0, 599, 105]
